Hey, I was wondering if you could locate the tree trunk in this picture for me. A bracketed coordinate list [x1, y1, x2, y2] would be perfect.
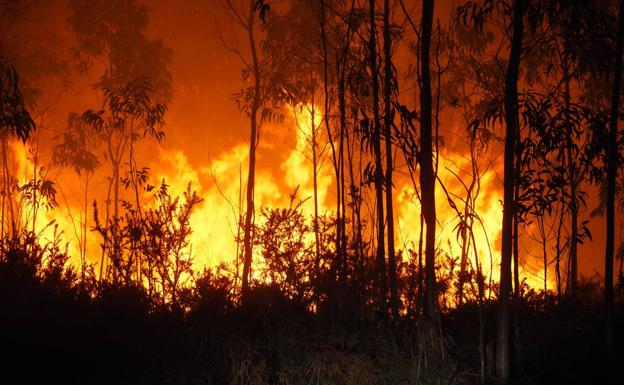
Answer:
[420, 0, 437, 320]
[605, 0, 623, 378]
[320, 0, 344, 310]
[369, 0, 387, 316]
[497, 0, 524, 381]
[564, 71, 578, 299]
[338, 63, 348, 294]
[383, 0, 398, 318]
[241, 0, 261, 303]
[311, 95, 321, 279]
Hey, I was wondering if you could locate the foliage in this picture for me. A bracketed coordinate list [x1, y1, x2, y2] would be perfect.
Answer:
[0, 57, 35, 142]
[254, 190, 315, 302]
[68, 0, 173, 101]
[93, 179, 201, 310]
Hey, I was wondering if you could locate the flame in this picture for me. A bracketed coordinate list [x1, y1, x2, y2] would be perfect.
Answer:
[8, 140, 83, 262]
[5, 101, 555, 295]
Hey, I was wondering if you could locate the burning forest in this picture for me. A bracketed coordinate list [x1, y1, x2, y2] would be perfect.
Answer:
[1, 0, 623, 384]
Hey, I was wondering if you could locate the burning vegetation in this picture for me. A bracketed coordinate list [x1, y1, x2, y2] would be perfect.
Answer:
[1, 0, 623, 384]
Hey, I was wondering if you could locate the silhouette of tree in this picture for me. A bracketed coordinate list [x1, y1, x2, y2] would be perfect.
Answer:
[53, 112, 100, 279]
[68, 0, 172, 101]
[420, 0, 437, 322]
[382, 0, 398, 319]
[605, 0, 623, 376]
[217, 0, 274, 303]
[0, 57, 35, 238]
[254, 189, 315, 303]
[82, 78, 166, 280]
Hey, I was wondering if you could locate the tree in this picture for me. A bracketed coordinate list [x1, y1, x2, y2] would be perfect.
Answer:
[261, 0, 327, 282]
[420, 0, 437, 321]
[605, 0, 623, 377]
[82, 79, 166, 280]
[383, 0, 398, 319]
[497, 0, 524, 380]
[0, 57, 35, 239]
[53, 112, 101, 280]
[68, 0, 172, 101]
[368, 0, 387, 316]
[254, 190, 315, 303]
[217, 0, 274, 303]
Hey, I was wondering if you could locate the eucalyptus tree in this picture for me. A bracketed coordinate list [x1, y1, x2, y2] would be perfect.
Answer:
[217, 0, 264, 302]
[382, 0, 399, 319]
[605, 0, 623, 375]
[53, 112, 101, 279]
[68, 0, 172, 101]
[520, 0, 616, 301]
[262, 0, 326, 281]
[367, 0, 387, 316]
[458, 0, 526, 379]
[497, 2, 524, 379]
[218, 0, 296, 302]
[0, 57, 35, 239]
[419, 0, 437, 321]
[81, 79, 166, 281]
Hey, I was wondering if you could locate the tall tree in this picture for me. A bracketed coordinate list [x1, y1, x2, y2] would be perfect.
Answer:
[605, 0, 624, 377]
[383, 0, 398, 318]
[497, 0, 524, 380]
[369, 0, 387, 316]
[241, 0, 263, 302]
[420, 0, 437, 320]
[69, 0, 172, 101]
[0, 57, 35, 238]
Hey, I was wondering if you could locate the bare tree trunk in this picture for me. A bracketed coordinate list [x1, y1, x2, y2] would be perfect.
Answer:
[555, 203, 565, 301]
[2, 136, 16, 238]
[320, 0, 343, 310]
[497, 0, 524, 381]
[563, 70, 579, 299]
[458, 202, 470, 307]
[311, 95, 321, 278]
[418, 211, 424, 314]
[420, 0, 437, 320]
[337, 63, 348, 296]
[512, 125, 522, 344]
[241, 0, 261, 303]
[383, 0, 398, 318]
[605, 0, 623, 378]
[369, 0, 387, 316]
[31, 138, 38, 236]
[82, 174, 90, 281]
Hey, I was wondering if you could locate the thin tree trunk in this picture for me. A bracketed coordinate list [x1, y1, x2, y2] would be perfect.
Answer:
[311, 95, 321, 278]
[420, 0, 437, 320]
[458, 202, 470, 307]
[2, 136, 16, 238]
[320, 0, 343, 310]
[82, 174, 90, 281]
[605, 0, 623, 378]
[337, 62, 348, 294]
[564, 70, 579, 299]
[555, 203, 565, 301]
[241, 0, 261, 303]
[383, 0, 398, 318]
[369, 0, 387, 316]
[418, 211, 424, 314]
[497, 0, 524, 380]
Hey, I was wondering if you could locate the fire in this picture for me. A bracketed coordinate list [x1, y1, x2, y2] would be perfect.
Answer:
[8, 140, 83, 262]
[4, 100, 554, 293]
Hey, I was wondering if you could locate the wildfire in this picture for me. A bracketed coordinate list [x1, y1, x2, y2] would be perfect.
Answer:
[5, 101, 554, 293]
